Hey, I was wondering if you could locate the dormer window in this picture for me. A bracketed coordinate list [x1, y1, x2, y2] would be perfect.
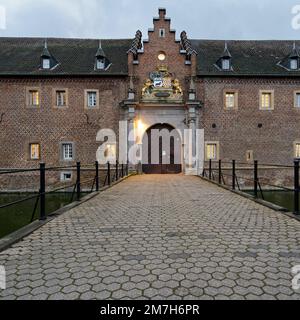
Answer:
[39, 40, 58, 71]
[222, 58, 230, 70]
[96, 58, 105, 70]
[216, 42, 232, 71]
[279, 43, 300, 72]
[95, 41, 110, 71]
[42, 58, 50, 69]
[290, 58, 298, 70]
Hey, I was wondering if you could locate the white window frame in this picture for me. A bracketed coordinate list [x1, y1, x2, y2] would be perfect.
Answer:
[290, 58, 298, 70]
[84, 90, 99, 109]
[222, 59, 230, 70]
[87, 92, 97, 107]
[42, 58, 50, 69]
[62, 143, 73, 160]
[60, 172, 72, 182]
[96, 58, 105, 70]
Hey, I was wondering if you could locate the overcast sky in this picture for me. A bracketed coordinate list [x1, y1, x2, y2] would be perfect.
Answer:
[0, 0, 300, 40]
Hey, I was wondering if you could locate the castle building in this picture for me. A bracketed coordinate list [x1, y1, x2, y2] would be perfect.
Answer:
[1, 8, 300, 178]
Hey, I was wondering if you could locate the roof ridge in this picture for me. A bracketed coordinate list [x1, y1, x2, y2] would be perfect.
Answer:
[0, 36, 132, 41]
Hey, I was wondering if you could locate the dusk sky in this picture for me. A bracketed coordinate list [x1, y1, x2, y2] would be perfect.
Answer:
[0, 0, 300, 40]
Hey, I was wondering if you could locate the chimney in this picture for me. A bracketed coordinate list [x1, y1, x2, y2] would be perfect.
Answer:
[158, 8, 166, 19]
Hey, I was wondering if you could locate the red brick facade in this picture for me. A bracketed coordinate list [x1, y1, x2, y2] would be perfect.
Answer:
[0, 77, 127, 168]
[1, 7, 300, 181]
[200, 77, 300, 165]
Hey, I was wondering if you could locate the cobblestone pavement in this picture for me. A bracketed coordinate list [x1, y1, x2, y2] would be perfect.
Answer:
[1, 175, 300, 300]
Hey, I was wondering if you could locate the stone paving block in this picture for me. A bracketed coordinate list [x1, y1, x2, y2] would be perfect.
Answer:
[1, 175, 300, 301]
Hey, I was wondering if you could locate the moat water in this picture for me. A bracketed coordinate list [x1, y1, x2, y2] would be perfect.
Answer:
[245, 190, 295, 212]
[0, 193, 84, 238]
[0, 190, 296, 239]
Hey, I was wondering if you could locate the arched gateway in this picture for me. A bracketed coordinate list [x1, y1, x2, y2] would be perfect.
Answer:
[121, 9, 203, 176]
[142, 123, 182, 174]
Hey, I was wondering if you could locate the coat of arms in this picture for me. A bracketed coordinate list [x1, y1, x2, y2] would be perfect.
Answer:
[141, 66, 183, 102]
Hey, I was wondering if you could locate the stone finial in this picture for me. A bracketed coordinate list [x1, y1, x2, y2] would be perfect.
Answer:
[180, 31, 197, 57]
[128, 30, 143, 60]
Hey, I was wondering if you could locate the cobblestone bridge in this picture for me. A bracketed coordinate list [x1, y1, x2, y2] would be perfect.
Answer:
[1, 175, 300, 300]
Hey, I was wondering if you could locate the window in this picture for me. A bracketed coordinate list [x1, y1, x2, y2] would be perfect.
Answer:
[246, 150, 254, 162]
[56, 90, 66, 107]
[85, 90, 99, 109]
[42, 58, 50, 69]
[260, 91, 274, 110]
[294, 92, 300, 108]
[104, 144, 117, 160]
[87, 92, 97, 107]
[225, 92, 237, 109]
[290, 58, 298, 70]
[205, 142, 219, 161]
[62, 143, 73, 160]
[158, 52, 166, 61]
[96, 58, 105, 70]
[222, 59, 230, 70]
[30, 143, 40, 160]
[60, 172, 72, 182]
[28, 90, 39, 106]
[295, 142, 300, 158]
[159, 28, 165, 38]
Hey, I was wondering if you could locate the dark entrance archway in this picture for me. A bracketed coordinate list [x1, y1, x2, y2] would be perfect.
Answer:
[142, 123, 182, 174]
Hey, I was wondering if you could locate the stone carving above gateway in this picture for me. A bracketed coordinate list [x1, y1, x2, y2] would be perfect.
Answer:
[141, 66, 183, 103]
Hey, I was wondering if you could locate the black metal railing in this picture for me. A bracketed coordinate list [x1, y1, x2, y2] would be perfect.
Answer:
[0, 161, 130, 223]
[202, 159, 300, 215]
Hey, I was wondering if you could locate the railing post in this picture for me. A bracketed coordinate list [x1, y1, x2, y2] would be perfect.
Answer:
[39, 163, 46, 221]
[209, 159, 212, 180]
[76, 162, 81, 201]
[232, 160, 236, 190]
[218, 160, 222, 184]
[121, 163, 124, 178]
[254, 160, 258, 198]
[107, 162, 111, 186]
[95, 161, 99, 192]
[116, 160, 119, 181]
[294, 160, 300, 215]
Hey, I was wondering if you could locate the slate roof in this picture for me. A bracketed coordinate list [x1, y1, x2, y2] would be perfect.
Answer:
[1, 37, 300, 77]
[0, 37, 131, 76]
[191, 40, 300, 76]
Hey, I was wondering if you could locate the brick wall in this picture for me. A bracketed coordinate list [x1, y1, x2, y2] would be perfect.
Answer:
[198, 77, 300, 166]
[129, 9, 195, 100]
[0, 77, 128, 169]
